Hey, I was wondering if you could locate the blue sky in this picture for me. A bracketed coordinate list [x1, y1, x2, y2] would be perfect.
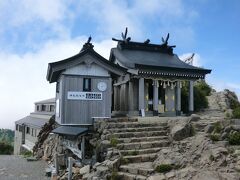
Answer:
[0, 0, 239, 129]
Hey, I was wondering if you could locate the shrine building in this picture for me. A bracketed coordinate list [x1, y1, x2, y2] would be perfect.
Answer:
[47, 29, 211, 126]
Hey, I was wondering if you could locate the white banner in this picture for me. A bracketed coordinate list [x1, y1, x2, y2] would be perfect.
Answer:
[67, 91, 102, 100]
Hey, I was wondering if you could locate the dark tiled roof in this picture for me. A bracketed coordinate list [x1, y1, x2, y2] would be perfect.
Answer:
[52, 126, 88, 136]
[110, 48, 211, 74]
[35, 98, 55, 104]
[15, 116, 49, 128]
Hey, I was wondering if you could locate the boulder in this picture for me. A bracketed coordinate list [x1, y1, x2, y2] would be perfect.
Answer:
[170, 121, 194, 141]
[80, 165, 90, 175]
[193, 171, 221, 180]
[205, 124, 214, 133]
[188, 114, 201, 123]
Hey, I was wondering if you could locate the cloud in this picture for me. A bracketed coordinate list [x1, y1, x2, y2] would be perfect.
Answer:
[0, 37, 114, 129]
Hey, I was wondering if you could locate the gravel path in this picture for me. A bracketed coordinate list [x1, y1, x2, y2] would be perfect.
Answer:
[0, 155, 50, 180]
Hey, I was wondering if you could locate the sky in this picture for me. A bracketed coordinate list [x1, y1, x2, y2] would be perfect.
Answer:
[0, 0, 240, 129]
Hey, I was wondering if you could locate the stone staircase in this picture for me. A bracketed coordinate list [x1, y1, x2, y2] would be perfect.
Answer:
[101, 118, 171, 180]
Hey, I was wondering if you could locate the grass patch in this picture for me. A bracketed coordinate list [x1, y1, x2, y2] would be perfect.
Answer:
[213, 122, 222, 133]
[210, 134, 220, 141]
[21, 150, 33, 158]
[108, 170, 121, 180]
[120, 157, 129, 164]
[127, 151, 139, 156]
[155, 164, 173, 173]
[228, 132, 240, 145]
[110, 137, 118, 147]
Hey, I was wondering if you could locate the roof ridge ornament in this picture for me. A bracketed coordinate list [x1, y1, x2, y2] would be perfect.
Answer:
[80, 36, 94, 52]
[112, 27, 131, 43]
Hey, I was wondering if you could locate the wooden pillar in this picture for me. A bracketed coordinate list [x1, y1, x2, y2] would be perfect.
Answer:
[138, 78, 145, 114]
[176, 81, 181, 116]
[153, 80, 159, 116]
[128, 81, 134, 111]
[113, 86, 118, 111]
[68, 157, 73, 180]
[189, 80, 194, 114]
[81, 136, 85, 160]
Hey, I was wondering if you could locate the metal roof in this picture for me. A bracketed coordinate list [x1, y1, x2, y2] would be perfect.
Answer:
[52, 126, 88, 136]
[15, 116, 49, 128]
[110, 48, 211, 74]
[35, 98, 55, 104]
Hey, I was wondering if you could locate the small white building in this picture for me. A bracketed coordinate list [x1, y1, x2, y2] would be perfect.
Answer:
[14, 98, 55, 155]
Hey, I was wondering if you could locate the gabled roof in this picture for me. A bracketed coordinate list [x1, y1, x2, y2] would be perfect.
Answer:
[47, 42, 127, 83]
[110, 43, 211, 76]
[35, 98, 55, 104]
[15, 116, 49, 128]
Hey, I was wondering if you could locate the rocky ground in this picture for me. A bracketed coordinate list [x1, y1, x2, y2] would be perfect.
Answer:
[35, 89, 240, 180]
[0, 155, 50, 180]
[80, 90, 240, 180]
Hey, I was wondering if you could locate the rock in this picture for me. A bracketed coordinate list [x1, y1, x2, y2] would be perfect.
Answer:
[170, 121, 193, 141]
[232, 125, 240, 131]
[165, 171, 175, 178]
[224, 125, 232, 133]
[80, 165, 90, 175]
[193, 171, 221, 180]
[72, 167, 80, 174]
[147, 174, 165, 180]
[205, 124, 214, 133]
[221, 132, 228, 140]
[188, 114, 201, 122]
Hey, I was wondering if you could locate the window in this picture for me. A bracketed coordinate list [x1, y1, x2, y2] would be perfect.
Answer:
[26, 127, 30, 134]
[50, 105, 55, 112]
[16, 124, 18, 131]
[36, 105, 40, 111]
[83, 78, 91, 91]
[41, 105, 46, 111]
[56, 82, 59, 93]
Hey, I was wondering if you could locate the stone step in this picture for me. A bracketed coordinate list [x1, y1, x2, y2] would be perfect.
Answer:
[119, 162, 154, 176]
[117, 136, 168, 143]
[121, 153, 157, 164]
[105, 131, 168, 139]
[119, 147, 162, 156]
[117, 172, 147, 180]
[107, 117, 138, 123]
[106, 122, 168, 129]
[108, 126, 169, 133]
[117, 140, 170, 150]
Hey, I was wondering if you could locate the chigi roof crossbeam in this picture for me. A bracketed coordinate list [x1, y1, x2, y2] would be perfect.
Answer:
[112, 27, 176, 55]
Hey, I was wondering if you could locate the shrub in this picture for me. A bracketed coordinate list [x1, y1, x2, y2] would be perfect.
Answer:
[22, 150, 33, 158]
[210, 134, 220, 141]
[155, 164, 173, 173]
[0, 141, 13, 155]
[213, 122, 222, 133]
[181, 80, 210, 113]
[110, 137, 118, 147]
[232, 107, 240, 119]
[127, 151, 139, 156]
[225, 112, 231, 119]
[228, 132, 240, 145]
[195, 80, 212, 96]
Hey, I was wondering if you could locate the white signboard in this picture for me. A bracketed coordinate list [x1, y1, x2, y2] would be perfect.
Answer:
[67, 91, 102, 100]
